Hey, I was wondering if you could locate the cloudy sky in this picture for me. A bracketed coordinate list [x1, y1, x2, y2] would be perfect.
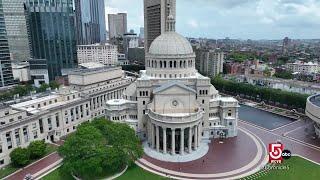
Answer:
[104, 0, 320, 40]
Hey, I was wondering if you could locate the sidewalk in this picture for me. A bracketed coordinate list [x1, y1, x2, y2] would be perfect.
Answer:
[4, 152, 62, 180]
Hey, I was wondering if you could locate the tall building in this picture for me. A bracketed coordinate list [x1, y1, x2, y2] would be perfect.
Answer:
[139, 27, 144, 39]
[282, 37, 290, 55]
[196, 49, 225, 77]
[75, 0, 106, 45]
[144, 0, 176, 52]
[77, 43, 118, 66]
[25, 0, 77, 80]
[108, 13, 127, 40]
[1, 0, 30, 61]
[123, 32, 139, 58]
[0, 0, 15, 87]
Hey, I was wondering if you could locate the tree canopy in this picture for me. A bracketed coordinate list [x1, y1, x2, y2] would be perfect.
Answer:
[59, 118, 143, 179]
[212, 76, 308, 110]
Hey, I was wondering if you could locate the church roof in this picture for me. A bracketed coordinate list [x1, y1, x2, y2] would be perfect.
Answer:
[148, 32, 194, 55]
[153, 81, 196, 94]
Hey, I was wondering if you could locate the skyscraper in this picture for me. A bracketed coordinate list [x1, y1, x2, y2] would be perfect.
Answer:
[144, 0, 176, 52]
[25, 0, 77, 80]
[108, 13, 127, 40]
[1, 0, 30, 61]
[75, 0, 106, 45]
[0, 0, 15, 87]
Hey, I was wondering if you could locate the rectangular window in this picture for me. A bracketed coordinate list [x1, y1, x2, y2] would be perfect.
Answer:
[33, 131, 38, 139]
[39, 119, 44, 134]
[23, 127, 29, 143]
[15, 129, 21, 146]
[0, 144, 2, 153]
[0, 159, 4, 165]
[6, 132, 12, 149]
[56, 114, 60, 127]
[48, 117, 52, 131]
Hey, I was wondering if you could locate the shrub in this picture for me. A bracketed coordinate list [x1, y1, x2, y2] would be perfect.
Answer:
[10, 147, 30, 167]
[28, 140, 47, 159]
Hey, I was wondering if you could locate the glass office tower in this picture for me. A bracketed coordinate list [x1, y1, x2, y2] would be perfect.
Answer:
[0, 0, 15, 87]
[25, 0, 77, 80]
[75, 0, 106, 45]
[1, 0, 31, 61]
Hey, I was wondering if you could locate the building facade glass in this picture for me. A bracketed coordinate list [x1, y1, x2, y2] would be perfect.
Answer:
[2, 0, 30, 61]
[25, 0, 77, 80]
[0, 0, 15, 87]
[75, 0, 106, 45]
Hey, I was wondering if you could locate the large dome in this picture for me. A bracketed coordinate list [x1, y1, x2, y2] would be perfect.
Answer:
[149, 32, 194, 55]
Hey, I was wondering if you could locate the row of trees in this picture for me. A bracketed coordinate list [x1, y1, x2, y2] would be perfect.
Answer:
[0, 81, 60, 101]
[9, 141, 47, 167]
[59, 118, 143, 179]
[212, 76, 309, 110]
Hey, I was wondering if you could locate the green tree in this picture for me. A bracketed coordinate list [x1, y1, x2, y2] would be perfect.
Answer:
[59, 119, 143, 179]
[59, 125, 108, 179]
[37, 83, 50, 93]
[10, 147, 30, 167]
[28, 140, 47, 159]
[49, 81, 61, 90]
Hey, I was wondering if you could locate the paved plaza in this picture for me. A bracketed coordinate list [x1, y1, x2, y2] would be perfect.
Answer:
[137, 128, 268, 179]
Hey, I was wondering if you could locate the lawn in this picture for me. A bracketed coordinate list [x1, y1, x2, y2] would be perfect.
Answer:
[117, 164, 167, 180]
[41, 167, 74, 180]
[0, 143, 59, 179]
[243, 156, 320, 180]
[0, 165, 19, 179]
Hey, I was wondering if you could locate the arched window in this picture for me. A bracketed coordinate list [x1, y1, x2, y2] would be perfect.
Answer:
[164, 61, 167, 68]
[180, 61, 182, 68]
[160, 61, 163, 68]
[170, 61, 173, 68]
[174, 61, 177, 68]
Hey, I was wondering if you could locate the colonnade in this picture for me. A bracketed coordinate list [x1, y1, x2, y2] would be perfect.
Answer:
[150, 123, 201, 155]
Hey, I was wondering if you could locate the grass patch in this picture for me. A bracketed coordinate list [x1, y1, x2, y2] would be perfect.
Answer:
[0, 143, 59, 179]
[117, 164, 167, 180]
[41, 167, 74, 180]
[0, 165, 19, 179]
[243, 156, 320, 180]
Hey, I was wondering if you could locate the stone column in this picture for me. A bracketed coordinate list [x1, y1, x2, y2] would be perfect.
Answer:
[151, 124, 155, 149]
[156, 126, 160, 152]
[180, 128, 185, 155]
[171, 128, 175, 155]
[163, 127, 167, 154]
[188, 127, 192, 153]
[194, 126, 198, 149]
[198, 125, 201, 148]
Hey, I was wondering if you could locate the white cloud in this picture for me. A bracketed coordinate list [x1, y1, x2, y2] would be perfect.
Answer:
[187, 19, 199, 28]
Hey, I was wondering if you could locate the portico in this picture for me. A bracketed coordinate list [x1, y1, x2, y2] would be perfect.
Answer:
[150, 124, 201, 155]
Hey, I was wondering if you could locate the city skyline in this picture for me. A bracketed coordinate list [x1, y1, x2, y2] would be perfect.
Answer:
[105, 0, 320, 40]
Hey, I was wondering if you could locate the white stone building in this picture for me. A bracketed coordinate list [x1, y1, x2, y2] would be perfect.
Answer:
[0, 66, 134, 167]
[77, 43, 118, 66]
[105, 15, 238, 157]
[285, 61, 319, 74]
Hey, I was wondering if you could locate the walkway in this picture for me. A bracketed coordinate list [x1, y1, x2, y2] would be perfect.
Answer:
[4, 152, 62, 180]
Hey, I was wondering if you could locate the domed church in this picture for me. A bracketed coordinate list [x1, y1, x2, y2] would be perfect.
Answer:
[105, 11, 239, 158]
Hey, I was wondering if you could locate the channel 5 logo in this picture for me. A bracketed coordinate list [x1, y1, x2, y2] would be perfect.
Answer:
[268, 143, 291, 163]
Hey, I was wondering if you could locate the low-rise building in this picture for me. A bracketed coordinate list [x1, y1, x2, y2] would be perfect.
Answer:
[77, 43, 118, 66]
[11, 62, 31, 83]
[0, 65, 135, 167]
[285, 61, 319, 74]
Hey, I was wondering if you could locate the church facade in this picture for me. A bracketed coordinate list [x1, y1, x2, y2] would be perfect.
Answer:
[105, 15, 239, 156]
